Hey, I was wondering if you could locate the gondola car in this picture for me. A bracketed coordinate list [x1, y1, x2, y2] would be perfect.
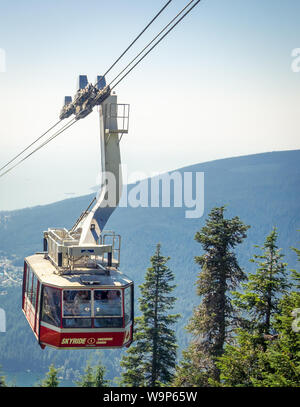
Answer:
[22, 253, 133, 349]
[22, 75, 131, 349]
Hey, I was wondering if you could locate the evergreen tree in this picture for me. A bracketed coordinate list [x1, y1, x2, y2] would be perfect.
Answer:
[216, 229, 293, 386]
[214, 328, 264, 386]
[217, 270, 299, 387]
[119, 322, 148, 386]
[76, 360, 108, 387]
[94, 363, 109, 387]
[251, 246, 300, 386]
[233, 227, 290, 340]
[173, 206, 250, 386]
[120, 243, 180, 387]
[253, 285, 300, 386]
[76, 362, 95, 387]
[40, 364, 60, 387]
[0, 365, 6, 387]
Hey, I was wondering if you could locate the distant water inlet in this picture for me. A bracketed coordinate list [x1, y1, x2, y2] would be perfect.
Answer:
[96, 166, 204, 219]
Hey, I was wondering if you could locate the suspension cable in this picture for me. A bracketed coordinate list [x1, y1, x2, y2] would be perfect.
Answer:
[95, 0, 173, 87]
[0, 2, 173, 175]
[0, 118, 77, 179]
[0, 119, 62, 173]
[0, 0, 201, 179]
[108, 0, 197, 89]
[110, 0, 201, 91]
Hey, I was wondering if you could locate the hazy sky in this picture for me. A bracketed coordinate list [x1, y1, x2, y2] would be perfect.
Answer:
[0, 0, 299, 210]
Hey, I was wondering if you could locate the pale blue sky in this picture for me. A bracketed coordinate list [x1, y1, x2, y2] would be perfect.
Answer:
[0, 0, 299, 210]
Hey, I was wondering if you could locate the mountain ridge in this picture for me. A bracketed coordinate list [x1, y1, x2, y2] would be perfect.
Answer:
[0, 149, 299, 385]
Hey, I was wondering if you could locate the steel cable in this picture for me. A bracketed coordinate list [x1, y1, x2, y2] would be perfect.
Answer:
[97, 0, 173, 85]
[0, 0, 201, 179]
[0, 118, 77, 178]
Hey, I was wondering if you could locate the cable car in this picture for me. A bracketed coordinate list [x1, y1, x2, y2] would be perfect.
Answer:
[22, 250, 133, 349]
[22, 76, 132, 349]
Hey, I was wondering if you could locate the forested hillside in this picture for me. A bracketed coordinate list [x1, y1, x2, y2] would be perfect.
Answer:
[0, 150, 299, 385]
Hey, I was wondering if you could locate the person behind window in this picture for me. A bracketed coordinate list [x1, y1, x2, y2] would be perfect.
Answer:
[73, 290, 91, 316]
[93, 290, 122, 328]
[106, 290, 121, 315]
[42, 287, 60, 326]
[62, 290, 91, 328]
[94, 290, 106, 316]
[107, 290, 120, 302]
[94, 290, 121, 316]
[63, 291, 76, 316]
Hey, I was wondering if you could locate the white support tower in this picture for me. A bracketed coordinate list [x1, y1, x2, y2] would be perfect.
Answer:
[44, 92, 129, 274]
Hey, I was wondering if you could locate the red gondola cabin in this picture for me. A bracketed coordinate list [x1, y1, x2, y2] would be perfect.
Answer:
[22, 253, 133, 349]
[21, 86, 133, 350]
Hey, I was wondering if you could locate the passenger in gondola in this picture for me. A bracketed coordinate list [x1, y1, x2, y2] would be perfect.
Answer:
[94, 290, 107, 316]
[94, 289, 121, 316]
[42, 287, 60, 327]
[74, 290, 91, 316]
[107, 290, 121, 315]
